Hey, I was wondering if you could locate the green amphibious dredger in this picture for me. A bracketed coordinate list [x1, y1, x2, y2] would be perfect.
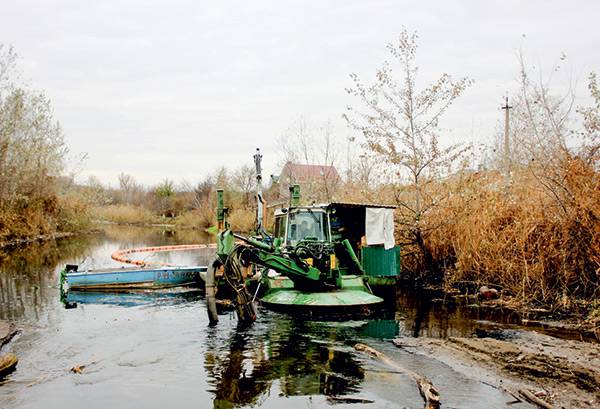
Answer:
[205, 149, 400, 324]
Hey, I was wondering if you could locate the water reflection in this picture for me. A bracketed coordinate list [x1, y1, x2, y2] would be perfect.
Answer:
[0, 234, 101, 323]
[397, 289, 522, 339]
[0, 225, 212, 324]
[205, 315, 366, 408]
[66, 289, 204, 307]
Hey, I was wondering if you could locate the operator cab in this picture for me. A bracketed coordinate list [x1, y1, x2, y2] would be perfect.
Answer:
[274, 206, 329, 247]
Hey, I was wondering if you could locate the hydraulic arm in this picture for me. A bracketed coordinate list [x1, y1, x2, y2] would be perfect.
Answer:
[232, 232, 337, 290]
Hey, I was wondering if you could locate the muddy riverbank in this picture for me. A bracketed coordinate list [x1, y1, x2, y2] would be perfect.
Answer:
[393, 331, 600, 408]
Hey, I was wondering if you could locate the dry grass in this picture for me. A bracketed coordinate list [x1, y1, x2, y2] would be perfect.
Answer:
[425, 161, 599, 310]
[93, 204, 159, 225]
[228, 208, 255, 233]
[174, 208, 213, 230]
[55, 193, 93, 232]
[93, 203, 220, 233]
[0, 193, 92, 244]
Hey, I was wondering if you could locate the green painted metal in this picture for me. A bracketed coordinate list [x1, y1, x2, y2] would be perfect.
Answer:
[253, 250, 322, 283]
[364, 276, 397, 286]
[260, 274, 383, 307]
[216, 188, 235, 258]
[216, 189, 227, 227]
[361, 320, 399, 339]
[261, 288, 382, 307]
[234, 233, 273, 252]
[341, 239, 365, 275]
[217, 229, 235, 258]
[289, 184, 301, 206]
[361, 245, 400, 278]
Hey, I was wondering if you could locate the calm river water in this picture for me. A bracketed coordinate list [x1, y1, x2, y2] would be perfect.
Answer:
[0, 225, 530, 409]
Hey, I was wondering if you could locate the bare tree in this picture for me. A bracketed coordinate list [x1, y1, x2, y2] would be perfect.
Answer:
[0, 44, 66, 211]
[277, 117, 342, 201]
[231, 164, 256, 209]
[0, 45, 18, 91]
[578, 72, 600, 164]
[278, 116, 311, 166]
[117, 172, 143, 205]
[316, 121, 340, 200]
[507, 53, 600, 214]
[344, 28, 472, 273]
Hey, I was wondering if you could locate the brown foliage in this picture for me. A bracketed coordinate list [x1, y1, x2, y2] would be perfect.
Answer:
[0, 44, 90, 243]
[425, 163, 599, 308]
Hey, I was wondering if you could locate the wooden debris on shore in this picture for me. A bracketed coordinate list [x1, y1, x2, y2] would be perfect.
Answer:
[0, 353, 18, 379]
[518, 389, 554, 409]
[0, 320, 18, 348]
[0, 320, 19, 380]
[326, 396, 375, 404]
[69, 360, 97, 375]
[354, 343, 440, 409]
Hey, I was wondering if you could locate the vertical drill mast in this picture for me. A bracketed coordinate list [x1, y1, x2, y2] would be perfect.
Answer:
[254, 148, 266, 235]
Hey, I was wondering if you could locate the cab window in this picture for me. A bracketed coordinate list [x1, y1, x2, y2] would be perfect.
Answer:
[274, 216, 286, 239]
[287, 210, 328, 245]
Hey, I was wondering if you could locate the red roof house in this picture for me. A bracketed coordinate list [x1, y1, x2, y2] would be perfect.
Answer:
[278, 162, 341, 200]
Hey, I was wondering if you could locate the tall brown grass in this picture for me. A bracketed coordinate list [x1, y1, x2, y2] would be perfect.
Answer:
[0, 193, 92, 244]
[93, 204, 159, 225]
[228, 208, 255, 233]
[424, 161, 599, 310]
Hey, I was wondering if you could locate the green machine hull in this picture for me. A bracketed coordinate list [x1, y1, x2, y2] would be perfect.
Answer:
[361, 245, 400, 287]
[259, 274, 383, 313]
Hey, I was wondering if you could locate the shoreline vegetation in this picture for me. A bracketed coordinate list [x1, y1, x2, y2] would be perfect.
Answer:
[0, 33, 598, 332]
[0, 229, 101, 250]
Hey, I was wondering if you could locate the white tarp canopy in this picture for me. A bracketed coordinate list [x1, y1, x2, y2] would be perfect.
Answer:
[365, 207, 395, 250]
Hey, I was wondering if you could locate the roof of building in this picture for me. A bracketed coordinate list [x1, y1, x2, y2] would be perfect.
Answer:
[281, 162, 340, 182]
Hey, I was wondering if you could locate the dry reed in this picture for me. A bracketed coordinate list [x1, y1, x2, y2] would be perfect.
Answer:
[424, 162, 599, 311]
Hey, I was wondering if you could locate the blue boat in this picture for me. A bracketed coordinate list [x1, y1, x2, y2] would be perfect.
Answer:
[65, 289, 204, 307]
[63, 265, 207, 291]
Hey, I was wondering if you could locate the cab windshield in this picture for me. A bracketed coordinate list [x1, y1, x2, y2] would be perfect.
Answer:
[287, 210, 328, 245]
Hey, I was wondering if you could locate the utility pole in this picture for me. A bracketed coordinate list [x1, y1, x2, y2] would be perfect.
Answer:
[501, 96, 512, 189]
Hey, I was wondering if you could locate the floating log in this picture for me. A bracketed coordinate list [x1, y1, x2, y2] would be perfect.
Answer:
[0, 353, 18, 379]
[354, 343, 440, 409]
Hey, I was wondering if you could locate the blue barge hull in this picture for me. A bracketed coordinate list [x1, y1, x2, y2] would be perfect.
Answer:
[66, 265, 207, 291]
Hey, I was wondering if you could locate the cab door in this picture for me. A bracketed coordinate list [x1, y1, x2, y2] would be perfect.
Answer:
[273, 215, 287, 245]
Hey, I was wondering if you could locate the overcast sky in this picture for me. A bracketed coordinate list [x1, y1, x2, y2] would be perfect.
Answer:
[1, 0, 599, 186]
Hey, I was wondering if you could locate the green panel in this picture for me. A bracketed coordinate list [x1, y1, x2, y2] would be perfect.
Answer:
[361, 320, 400, 339]
[361, 246, 400, 277]
[260, 288, 383, 307]
[364, 276, 397, 286]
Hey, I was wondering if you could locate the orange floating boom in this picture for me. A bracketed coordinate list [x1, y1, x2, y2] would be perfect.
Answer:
[111, 244, 217, 266]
